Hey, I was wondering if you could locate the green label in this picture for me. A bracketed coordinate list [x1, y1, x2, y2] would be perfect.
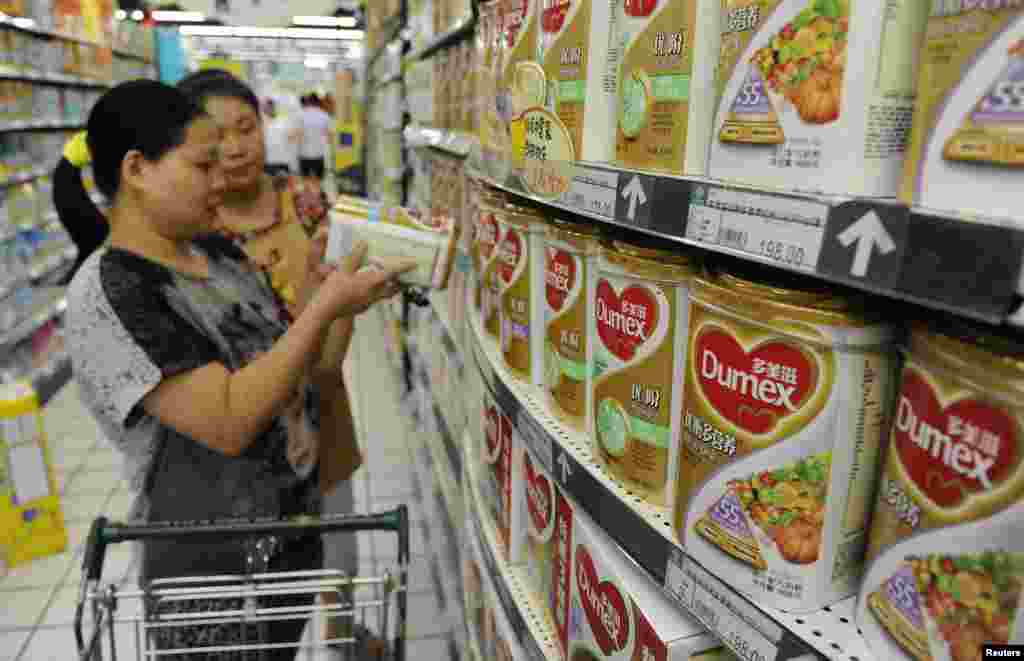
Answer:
[557, 79, 585, 104]
[597, 399, 628, 457]
[651, 74, 690, 102]
[559, 353, 588, 381]
[628, 416, 670, 449]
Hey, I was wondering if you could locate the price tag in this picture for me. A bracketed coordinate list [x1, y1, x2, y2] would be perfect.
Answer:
[664, 548, 694, 607]
[515, 408, 553, 475]
[687, 185, 828, 273]
[557, 165, 619, 219]
[684, 559, 781, 661]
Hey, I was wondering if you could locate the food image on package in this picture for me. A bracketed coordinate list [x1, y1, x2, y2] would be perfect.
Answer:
[943, 39, 1024, 167]
[695, 452, 831, 572]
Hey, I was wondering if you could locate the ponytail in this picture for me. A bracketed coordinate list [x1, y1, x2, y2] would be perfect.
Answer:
[52, 152, 107, 285]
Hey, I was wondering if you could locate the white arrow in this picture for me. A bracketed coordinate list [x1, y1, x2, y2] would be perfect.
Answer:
[837, 210, 896, 278]
[621, 176, 647, 220]
[558, 451, 573, 484]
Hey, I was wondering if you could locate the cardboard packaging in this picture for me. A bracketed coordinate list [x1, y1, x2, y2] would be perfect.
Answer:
[552, 490, 731, 661]
[614, 0, 721, 175]
[538, 0, 619, 162]
[900, 4, 1024, 224]
[708, 0, 929, 197]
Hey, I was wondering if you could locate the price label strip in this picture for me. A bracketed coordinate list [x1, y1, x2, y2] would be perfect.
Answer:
[556, 164, 620, 220]
[665, 554, 784, 661]
[687, 184, 828, 273]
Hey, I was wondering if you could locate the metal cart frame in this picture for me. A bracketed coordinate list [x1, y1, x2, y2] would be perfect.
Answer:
[74, 507, 409, 660]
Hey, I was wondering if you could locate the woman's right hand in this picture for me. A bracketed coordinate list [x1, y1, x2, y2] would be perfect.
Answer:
[313, 241, 415, 319]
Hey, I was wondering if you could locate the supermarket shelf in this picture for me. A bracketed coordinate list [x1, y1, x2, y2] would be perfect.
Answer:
[411, 345, 463, 482]
[468, 311, 870, 661]
[0, 118, 85, 132]
[0, 287, 65, 348]
[0, 69, 111, 87]
[468, 461, 562, 661]
[0, 13, 152, 61]
[0, 210, 59, 242]
[113, 48, 152, 62]
[465, 157, 1024, 326]
[31, 351, 71, 407]
[1, 163, 56, 188]
[27, 243, 76, 280]
[404, 12, 475, 63]
[405, 125, 476, 158]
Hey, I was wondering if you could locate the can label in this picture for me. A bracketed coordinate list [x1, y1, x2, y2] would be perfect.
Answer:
[478, 207, 504, 339]
[523, 446, 557, 631]
[866, 357, 1024, 562]
[591, 261, 686, 505]
[677, 295, 895, 610]
[500, 224, 533, 380]
[546, 238, 593, 428]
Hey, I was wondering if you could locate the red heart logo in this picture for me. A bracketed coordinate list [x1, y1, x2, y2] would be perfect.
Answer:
[595, 280, 658, 362]
[693, 327, 816, 435]
[893, 367, 1019, 509]
[499, 229, 523, 285]
[542, 0, 571, 33]
[545, 248, 576, 312]
[478, 212, 500, 260]
[484, 403, 501, 464]
[575, 545, 630, 655]
[524, 451, 553, 535]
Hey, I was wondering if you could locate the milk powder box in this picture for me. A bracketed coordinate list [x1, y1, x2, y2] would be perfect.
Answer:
[475, 390, 527, 562]
[469, 516, 529, 661]
[516, 439, 559, 633]
[615, 0, 721, 175]
[538, 0, 618, 162]
[708, 0, 930, 197]
[900, 2, 1024, 224]
[551, 490, 731, 661]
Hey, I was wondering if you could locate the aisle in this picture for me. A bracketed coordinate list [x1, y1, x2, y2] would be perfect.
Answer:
[0, 311, 452, 660]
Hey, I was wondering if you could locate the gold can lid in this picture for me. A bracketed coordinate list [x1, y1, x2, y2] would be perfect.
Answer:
[547, 217, 603, 240]
[608, 237, 696, 267]
[502, 200, 548, 229]
[911, 317, 1024, 386]
[711, 260, 850, 312]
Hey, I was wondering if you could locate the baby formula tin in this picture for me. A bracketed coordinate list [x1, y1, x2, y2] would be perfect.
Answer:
[676, 262, 898, 612]
[544, 218, 602, 432]
[591, 239, 699, 507]
[498, 201, 548, 386]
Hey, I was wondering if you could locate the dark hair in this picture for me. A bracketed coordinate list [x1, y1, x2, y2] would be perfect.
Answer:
[52, 80, 206, 281]
[177, 69, 260, 113]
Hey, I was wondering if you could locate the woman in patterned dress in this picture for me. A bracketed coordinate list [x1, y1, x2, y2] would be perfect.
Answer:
[53, 80, 411, 659]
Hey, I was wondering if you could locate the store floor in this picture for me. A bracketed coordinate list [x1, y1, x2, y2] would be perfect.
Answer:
[0, 311, 453, 660]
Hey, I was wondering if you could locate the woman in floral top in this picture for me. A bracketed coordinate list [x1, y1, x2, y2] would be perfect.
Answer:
[177, 71, 364, 651]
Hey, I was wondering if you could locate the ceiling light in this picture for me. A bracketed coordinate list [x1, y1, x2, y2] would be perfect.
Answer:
[10, 17, 35, 28]
[180, 25, 364, 40]
[293, 15, 357, 28]
[130, 10, 144, 21]
[152, 10, 206, 22]
[305, 56, 329, 69]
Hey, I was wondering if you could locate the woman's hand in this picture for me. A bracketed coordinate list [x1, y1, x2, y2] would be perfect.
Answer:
[312, 240, 415, 320]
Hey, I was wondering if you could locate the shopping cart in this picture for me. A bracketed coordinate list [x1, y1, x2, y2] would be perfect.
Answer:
[74, 507, 409, 661]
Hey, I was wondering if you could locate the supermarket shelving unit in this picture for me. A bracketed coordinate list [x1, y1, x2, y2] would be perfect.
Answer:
[0, 11, 157, 405]
[394, 112, 1024, 661]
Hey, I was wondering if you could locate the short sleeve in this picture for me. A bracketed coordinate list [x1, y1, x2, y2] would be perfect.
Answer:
[67, 251, 219, 430]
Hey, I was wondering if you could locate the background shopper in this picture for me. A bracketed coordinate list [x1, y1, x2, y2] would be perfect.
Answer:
[53, 80, 411, 659]
[263, 96, 301, 177]
[299, 93, 332, 181]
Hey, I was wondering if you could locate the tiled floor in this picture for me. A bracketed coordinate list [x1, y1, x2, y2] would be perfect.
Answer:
[0, 313, 456, 660]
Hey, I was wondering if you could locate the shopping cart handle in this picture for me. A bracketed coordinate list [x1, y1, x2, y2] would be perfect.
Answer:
[82, 507, 410, 582]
